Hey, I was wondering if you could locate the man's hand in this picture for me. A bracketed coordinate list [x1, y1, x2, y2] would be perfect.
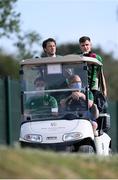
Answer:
[71, 91, 86, 100]
[60, 99, 66, 107]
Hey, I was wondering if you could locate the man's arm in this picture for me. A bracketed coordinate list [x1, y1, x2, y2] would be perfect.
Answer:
[49, 96, 58, 115]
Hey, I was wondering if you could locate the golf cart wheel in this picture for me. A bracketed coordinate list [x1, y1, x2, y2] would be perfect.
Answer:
[78, 145, 95, 154]
[109, 148, 112, 155]
[20, 141, 29, 148]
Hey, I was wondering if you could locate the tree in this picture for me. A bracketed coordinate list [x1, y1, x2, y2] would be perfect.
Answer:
[0, 0, 42, 60]
[0, 0, 20, 38]
[14, 31, 41, 60]
[0, 0, 42, 77]
[0, 52, 19, 79]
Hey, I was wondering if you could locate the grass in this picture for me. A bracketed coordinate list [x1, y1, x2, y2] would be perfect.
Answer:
[0, 145, 118, 179]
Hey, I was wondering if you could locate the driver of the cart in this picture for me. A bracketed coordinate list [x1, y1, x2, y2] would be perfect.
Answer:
[25, 77, 58, 116]
[60, 74, 99, 133]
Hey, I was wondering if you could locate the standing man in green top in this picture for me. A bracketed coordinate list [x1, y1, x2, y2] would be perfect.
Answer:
[79, 36, 107, 97]
[25, 77, 58, 116]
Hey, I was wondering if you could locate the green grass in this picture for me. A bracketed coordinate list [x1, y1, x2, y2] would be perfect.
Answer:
[0, 146, 118, 179]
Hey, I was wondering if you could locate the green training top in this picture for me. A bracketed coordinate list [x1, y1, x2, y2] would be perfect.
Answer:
[25, 94, 58, 113]
[86, 53, 103, 90]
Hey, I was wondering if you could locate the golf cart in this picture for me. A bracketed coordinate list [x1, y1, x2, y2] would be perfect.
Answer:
[19, 55, 111, 155]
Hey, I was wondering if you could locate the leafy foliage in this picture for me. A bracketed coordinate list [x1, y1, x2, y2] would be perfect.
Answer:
[0, 53, 19, 79]
[14, 31, 41, 60]
[57, 43, 80, 55]
[0, 0, 20, 37]
[0, 0, 41, 60]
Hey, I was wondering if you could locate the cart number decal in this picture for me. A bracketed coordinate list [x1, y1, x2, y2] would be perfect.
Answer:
[47, 64, 62, 74]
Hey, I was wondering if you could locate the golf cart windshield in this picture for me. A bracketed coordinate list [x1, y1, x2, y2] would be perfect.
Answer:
[20, 56, 98, 122]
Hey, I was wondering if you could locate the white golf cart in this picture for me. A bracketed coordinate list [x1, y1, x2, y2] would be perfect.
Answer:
[19, 55, 111, 155]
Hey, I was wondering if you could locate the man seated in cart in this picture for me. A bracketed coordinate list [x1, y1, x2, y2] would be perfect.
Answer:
[60, 74, 99, 136]
[25, 77, 58, 118]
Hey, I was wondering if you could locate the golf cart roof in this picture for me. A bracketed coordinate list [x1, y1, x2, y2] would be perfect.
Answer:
[20, 54, 102, 66]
